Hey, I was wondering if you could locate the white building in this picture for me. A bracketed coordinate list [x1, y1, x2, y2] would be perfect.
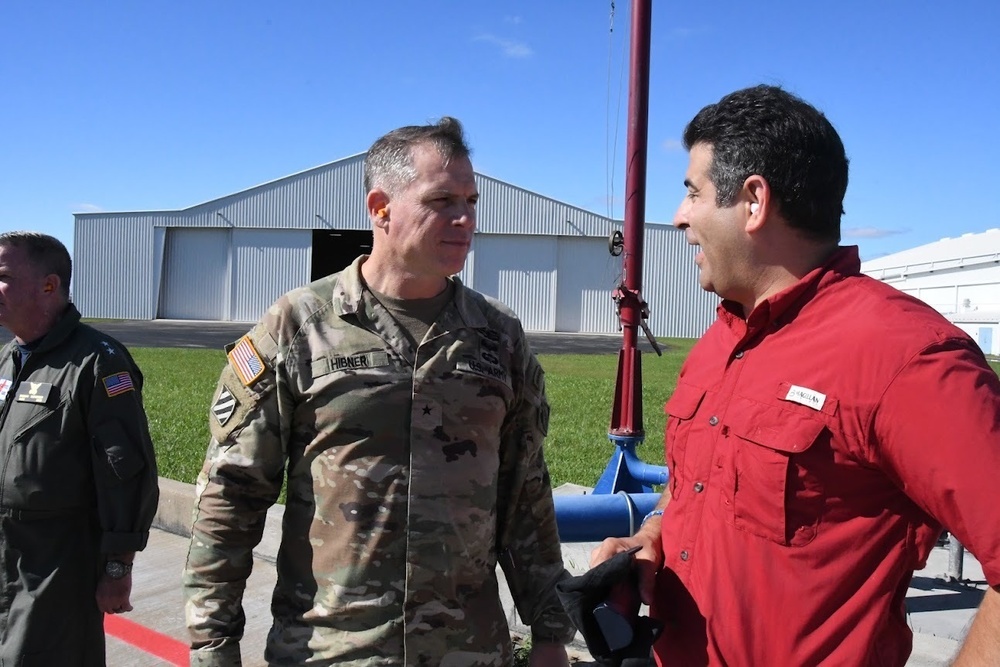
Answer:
[73, 155, 718, 338]
[861, 229, 1000, 355]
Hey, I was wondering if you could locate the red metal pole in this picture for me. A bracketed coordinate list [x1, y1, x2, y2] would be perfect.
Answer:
[610, 0, 651, 437]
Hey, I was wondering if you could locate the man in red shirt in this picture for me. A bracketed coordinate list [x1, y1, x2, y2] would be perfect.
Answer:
[591, 85, 1000, 665]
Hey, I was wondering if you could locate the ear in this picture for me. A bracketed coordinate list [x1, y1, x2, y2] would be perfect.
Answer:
[742, 175, 771, 234]
[42, 274, 61, 296]
[367, 190, 390, 229]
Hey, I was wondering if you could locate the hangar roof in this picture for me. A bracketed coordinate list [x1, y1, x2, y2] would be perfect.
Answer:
[861, 228, 1000, 279]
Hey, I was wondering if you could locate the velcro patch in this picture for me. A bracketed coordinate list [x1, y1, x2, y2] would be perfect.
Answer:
[312, 351, 390, 378]
[209, 376, 258, 444]
[457, 359, 511, 388]
[213, 387, 237, 426]
[18, 381, 54, 403]
[103, 372, 134, 398]
[228, 335, 266, 387]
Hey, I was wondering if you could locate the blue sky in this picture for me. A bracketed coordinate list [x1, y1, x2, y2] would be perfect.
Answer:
[2, 1, 998, 261]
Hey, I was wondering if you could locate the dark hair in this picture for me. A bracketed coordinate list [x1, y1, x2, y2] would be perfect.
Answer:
[683, 85, 849, 243]
[0, 231, 72, 298]
[363, 116, 472, 193]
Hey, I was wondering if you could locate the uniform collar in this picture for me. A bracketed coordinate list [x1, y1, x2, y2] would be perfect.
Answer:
[333, 255, 489, 330]
[718, 246, 861, 336]
[2, 304, 81, 359]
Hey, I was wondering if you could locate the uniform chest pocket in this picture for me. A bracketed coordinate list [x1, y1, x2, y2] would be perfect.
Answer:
[726, 397, 826, 546]
[663, 382, 706, 498]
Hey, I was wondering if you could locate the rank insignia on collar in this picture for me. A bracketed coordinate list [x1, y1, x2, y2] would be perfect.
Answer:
[228, 335, 266, 387]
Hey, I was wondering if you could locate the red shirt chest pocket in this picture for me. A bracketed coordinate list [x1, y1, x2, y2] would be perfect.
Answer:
[664, 382, 707, 498]
[726, 396, 828, 546]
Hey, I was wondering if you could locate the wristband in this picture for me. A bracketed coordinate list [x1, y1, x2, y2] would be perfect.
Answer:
[641, 509, 664, 526]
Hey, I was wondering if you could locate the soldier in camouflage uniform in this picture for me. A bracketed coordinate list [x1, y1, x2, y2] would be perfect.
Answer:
[0, 232, 159, 665]
[183, 118, 575, 666]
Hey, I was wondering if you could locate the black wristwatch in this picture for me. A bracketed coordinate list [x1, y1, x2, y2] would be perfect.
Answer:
[105, 559, 133, 580]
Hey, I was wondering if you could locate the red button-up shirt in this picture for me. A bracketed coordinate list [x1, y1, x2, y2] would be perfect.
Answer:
[652, 246, 1000, 666]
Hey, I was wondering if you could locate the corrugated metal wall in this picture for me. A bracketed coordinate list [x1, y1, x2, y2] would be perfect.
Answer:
[73, 214, 160, 319]
[556, 237, 620, 333]
[473, 235, 557, 332]
[643, 225, 718, 339]
[74, 156, 718, 335]
[476, 174, 615, 237]
[231, 229, 312, 321]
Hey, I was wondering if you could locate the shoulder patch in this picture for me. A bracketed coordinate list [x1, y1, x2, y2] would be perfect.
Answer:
[228, 335, 266, 387]
[102, 372, 135, 397]
[209, 374, 259, 444]
[212, 386, 237, 426]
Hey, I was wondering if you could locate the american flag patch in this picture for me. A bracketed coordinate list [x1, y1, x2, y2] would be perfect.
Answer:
[228, 335, 265, 386]
[213, 387, 237, 426]
[0, 378, 12, 402]
[103, 372, 134, 397]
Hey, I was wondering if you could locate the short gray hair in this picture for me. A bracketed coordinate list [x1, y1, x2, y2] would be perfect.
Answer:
[363, 117, 472, 194]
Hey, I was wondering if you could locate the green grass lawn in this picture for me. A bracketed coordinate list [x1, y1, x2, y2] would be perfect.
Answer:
[133, 345, 1000, 490]
[131, 341, 698, 489]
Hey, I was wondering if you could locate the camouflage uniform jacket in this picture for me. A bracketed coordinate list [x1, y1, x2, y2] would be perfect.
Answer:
[185, 256, 574, 666]
[0, 304, 159, 664]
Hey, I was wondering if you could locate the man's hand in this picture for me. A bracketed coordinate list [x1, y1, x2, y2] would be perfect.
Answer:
[590, 522, 663, 606]
[96, 573, 134, 615]
[528, 641, 570, 667]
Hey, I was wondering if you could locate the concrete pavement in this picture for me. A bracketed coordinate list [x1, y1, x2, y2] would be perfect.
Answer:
[111, 477, 984, 666]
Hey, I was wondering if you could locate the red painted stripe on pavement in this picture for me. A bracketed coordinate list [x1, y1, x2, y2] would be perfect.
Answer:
[105, 614, 189, 666]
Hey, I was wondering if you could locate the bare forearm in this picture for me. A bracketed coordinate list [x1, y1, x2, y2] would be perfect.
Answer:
[952, 585, 1000, 665]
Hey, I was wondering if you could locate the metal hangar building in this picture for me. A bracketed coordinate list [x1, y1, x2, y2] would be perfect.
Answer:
[73, 154, 718, 338]
[862, 228, 1000, 355]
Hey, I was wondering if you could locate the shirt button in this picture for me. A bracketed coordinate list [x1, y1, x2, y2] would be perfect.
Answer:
[708, 415, 719, 426]
[693, 482, 704, 493]
[680, 550, 689, 561]
[734, 350, 744, 359]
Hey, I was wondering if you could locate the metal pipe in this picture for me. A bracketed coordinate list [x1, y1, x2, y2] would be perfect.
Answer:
[946, 533, 965, 582]
[554, 492, 660, 542]
[621, 445, 668, 486]
[609, 0, 653, 438]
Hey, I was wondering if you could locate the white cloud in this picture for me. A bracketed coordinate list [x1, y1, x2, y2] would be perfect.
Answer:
[503, 15, 523, 25]
[843, 227, 909, 239]
[474, 34, 533, 58]
[72, 203, 105, 213]
[662, 138, 683, 152]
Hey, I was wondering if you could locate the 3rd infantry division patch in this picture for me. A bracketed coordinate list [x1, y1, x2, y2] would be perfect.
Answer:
[213, 387, 237, 426]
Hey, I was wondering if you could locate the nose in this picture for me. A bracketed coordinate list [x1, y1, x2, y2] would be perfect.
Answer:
[453, 202, 476, 229]
[672, 200, 689, 230]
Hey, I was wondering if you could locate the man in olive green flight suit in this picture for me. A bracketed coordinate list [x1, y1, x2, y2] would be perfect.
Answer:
[0, 231, 159, 665]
